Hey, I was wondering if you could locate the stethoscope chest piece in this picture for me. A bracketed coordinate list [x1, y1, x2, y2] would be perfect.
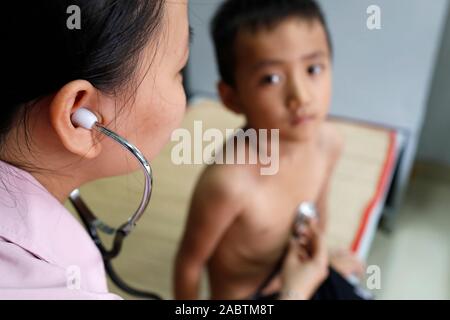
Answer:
[294, 201, 318, 233]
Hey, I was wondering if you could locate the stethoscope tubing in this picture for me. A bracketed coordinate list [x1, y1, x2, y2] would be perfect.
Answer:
[69, 122, 161, 299]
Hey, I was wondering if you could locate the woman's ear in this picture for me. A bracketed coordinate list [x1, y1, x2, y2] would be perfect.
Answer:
[49, 80, 103, 159]
[218, 81, 243, 114]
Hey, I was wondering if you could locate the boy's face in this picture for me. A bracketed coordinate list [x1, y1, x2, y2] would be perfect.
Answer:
[221, 18, 332, 142]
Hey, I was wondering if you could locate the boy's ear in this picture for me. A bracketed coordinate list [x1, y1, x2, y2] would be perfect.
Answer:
[49, 80, 104, 159]
[218, 81, 243, 114]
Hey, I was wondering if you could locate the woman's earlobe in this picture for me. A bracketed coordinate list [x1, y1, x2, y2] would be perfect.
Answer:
[49, 80, 103, 159]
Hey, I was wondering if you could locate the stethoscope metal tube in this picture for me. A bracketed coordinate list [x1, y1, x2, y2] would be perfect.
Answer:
[94, 124, 153, 236]
[69, 109, 161, 299]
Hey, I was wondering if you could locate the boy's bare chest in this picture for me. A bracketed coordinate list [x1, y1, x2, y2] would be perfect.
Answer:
[235, 154, 329, 260]
[252, 151, 327, 216]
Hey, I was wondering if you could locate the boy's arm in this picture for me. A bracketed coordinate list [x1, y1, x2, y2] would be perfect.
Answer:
[317, 124, 344, 232]
[174, 171, 244, 300]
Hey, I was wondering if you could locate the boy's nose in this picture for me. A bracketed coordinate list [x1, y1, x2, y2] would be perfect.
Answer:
[286, 78, 312, 111]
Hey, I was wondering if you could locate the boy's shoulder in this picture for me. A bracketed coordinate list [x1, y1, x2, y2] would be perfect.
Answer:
[195, 162, 259, 202]
[320, 120, 345, 164]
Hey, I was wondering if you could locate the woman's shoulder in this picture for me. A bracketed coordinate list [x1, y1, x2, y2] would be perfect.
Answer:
[0, 238, 121, 300]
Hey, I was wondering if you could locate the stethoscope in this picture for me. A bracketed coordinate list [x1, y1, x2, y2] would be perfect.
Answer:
[251, 202, 318, 299]
[68, 108, 323, 300]
[69, 108, 162, 299]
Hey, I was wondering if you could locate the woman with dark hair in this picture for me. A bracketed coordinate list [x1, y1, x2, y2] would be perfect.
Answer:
[0, 0, 328, 300]
[0, 0, 189, 299]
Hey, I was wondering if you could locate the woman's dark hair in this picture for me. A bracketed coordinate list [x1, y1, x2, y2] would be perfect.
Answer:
[211, 0, 332, 86]
[2, 0, 165, 157]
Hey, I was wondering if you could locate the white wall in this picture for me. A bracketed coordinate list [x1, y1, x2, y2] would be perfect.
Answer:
[418, 6, 450, 166]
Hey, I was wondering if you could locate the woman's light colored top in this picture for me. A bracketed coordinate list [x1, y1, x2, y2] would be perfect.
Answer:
[0, 160, 121, 300]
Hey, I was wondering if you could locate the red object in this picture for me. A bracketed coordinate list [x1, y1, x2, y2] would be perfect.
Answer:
[351, 131, 397, 252]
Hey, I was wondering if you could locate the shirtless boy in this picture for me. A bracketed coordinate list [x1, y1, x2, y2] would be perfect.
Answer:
[175, 0, 364, 300]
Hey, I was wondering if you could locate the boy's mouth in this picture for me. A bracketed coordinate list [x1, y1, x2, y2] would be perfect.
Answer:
[290, 114, 316, 126]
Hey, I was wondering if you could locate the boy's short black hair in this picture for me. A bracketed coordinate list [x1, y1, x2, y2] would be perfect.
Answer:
[211, 0, 332, 86]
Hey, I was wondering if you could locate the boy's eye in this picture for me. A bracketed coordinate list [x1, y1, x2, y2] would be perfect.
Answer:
[307, 64, 324, 76]
[261, 74, 282, 85]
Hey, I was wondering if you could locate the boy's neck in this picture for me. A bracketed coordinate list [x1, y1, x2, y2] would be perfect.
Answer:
[242, 123, 316, 160]
[279, 138, 314, 157]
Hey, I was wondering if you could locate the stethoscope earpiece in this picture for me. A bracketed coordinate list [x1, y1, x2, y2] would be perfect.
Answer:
[71, 107, 99, 130]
